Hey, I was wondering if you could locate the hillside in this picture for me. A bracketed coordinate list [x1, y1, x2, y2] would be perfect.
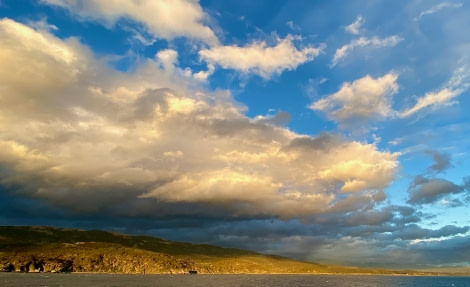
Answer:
[0, 226, 443, 275]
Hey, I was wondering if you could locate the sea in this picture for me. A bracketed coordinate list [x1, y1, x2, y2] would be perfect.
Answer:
[1, 273, 469, 287]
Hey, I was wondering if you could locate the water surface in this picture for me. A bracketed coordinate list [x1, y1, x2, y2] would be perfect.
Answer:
[1, 273, 469, 287]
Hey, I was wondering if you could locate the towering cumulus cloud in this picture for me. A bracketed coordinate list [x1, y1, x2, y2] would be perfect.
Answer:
[0, 19, 397, 220]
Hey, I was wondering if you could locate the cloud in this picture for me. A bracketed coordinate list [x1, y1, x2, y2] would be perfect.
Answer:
[396, 224, 469, 241]
[190, 64, 215, 81]
[286, 21, 300, 31]
[399, 66, 470, 118]
[40, 1, 322, 79]
[156, 49, 178, 72]
[313, 65, 469, 125]
[399, 88, 458, 118]
[407, 176, 464, 205]
[425, 150, 452, 174]
[0, 18, 90, 120]
[295, 219, 470, 268]
[310, 73, 399, 127]
[415, 235, 470, 266]
[345, 208, 394, 226]
[41, 0, 219, 45]
[416, 2, 463, 20]
[136, 205, 437, 266]
[344, 15, 364, 35]
[155, 48, 214, 81]
[199, 35, 323, 79]
[331, 35, 402, 67]
[314, 63, 469, 126]
[3, 1, 470, 270]
[463, 176, 470, 191]
[0, 19, 399, 222]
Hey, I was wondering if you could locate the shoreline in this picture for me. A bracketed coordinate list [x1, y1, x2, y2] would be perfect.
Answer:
[2, 271, 469, 277]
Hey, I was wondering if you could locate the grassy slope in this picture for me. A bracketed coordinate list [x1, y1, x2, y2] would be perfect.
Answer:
[0, 226, 457, 275]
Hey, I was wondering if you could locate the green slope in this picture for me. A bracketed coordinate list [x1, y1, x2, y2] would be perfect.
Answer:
[0, 225, 258, 258]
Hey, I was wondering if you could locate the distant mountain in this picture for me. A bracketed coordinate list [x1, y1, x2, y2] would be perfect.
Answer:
[0, 226, 455, 275]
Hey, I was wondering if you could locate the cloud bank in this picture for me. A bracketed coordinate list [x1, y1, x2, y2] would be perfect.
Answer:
[0, 19, 397, 222]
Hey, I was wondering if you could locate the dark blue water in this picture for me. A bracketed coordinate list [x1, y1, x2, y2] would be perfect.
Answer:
[1, 273, 469, 287]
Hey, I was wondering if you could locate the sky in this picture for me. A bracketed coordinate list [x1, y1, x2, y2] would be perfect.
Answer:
[0, 0, 469, 269]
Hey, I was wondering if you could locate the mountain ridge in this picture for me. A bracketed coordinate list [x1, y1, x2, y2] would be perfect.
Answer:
[0, 226, 465, 275]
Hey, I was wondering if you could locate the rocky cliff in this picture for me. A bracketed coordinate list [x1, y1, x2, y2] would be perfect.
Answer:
[1, 242, 193, 274]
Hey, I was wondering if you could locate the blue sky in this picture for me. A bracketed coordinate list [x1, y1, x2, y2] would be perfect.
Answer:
[0, 0, 469, 268]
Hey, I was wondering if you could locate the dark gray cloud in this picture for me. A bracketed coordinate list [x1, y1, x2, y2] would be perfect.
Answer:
[393, 224, 469, 240]
[406, 235, 470, 266]
[407, 176, 464, 205]
[2, 180, 468, 269]
[346, 208, 394, 226]
[425, 150, 452, 173]
[283, 132, 341, 152]
[254, 111, 291, 127]
[463, 176, 470, 191]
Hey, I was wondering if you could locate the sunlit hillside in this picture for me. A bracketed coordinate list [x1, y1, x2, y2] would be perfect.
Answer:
[0, 226, 457, 275]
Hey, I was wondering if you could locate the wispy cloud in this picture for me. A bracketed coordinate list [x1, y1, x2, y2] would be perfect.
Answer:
[399, 66, 470, 118]
[344, 15, 364, 35]
[331, 35, 402, 67]
[416, 2, 463, 20]
[399, 88, 458, 118]
[286, 21, 300, 31]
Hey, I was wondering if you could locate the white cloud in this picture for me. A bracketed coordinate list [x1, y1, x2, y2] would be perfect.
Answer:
[27, 17, 59, 32]
[199, 35, 323, 79]
[0, 19, 398, 220]
[312, 66, 469, 122]
[388, 137, 404, 146]
[345, 15, 364, 35]
[41, 0, 219, 45]
[155, 48, 214, 81]
[399, 89, 457, 118]
[0, 18, 77, 65]
[331, 36, 403, 67]
[416, 2, 463, 20]
[286, 21, 300, 31]
[399, 66, 470, 118]
[156, 49, 178, 72]
[40, 1, 321, 79]
[310, 73, 399, 126]
[191, 64, 215, 81]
